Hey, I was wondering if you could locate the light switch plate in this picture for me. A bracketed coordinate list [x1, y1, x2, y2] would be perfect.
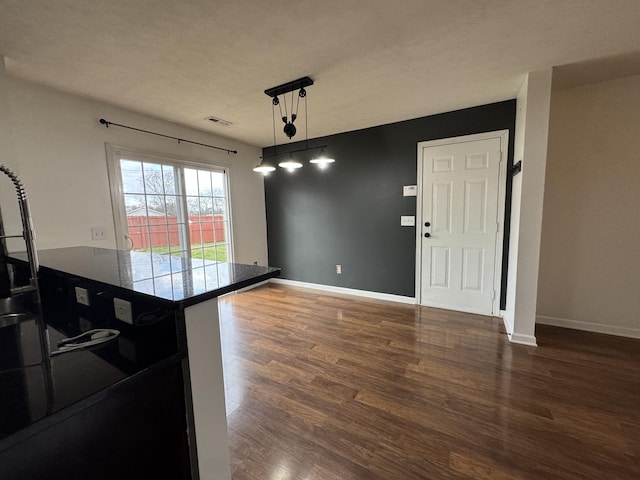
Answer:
[401, 216, 415, 226]
[403, 185, 417, 197]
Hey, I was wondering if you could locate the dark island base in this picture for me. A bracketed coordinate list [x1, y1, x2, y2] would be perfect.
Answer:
[0, 360, 191, 480]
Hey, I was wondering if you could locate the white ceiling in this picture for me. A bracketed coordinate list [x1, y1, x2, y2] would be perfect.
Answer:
[1, 0, 640, 147]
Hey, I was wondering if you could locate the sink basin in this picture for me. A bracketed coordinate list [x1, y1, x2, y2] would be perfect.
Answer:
[0, 295, 38, 328]
[0, 312, 31, 328]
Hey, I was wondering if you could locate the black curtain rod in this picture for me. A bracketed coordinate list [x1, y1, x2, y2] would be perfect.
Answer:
[99, 119, 238, 154]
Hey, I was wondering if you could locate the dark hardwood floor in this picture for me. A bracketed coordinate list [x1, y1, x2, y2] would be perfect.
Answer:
[219, 283, 640, 480]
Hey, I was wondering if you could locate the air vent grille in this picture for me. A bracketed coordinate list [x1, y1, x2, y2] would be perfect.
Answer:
[206, 116, 232, 126]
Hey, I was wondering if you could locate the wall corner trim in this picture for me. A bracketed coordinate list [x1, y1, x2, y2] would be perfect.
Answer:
[269, 279, 417, 305]
[508, 332, 538, 347]
[501, 313, 512, 336]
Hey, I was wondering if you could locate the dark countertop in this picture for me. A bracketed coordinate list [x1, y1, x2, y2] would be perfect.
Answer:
[1, 247, 280, 453]
[0, 307, 181, 450]
[12, 247, 280, 306]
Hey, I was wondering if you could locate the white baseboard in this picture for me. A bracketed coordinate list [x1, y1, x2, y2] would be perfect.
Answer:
[508, 332, 538, 347]
[269, 278, 416, 305]
[537, 315, 640, 339]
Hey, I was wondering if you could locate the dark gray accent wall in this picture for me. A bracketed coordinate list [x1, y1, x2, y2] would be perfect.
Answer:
[264, 100, 516, 304]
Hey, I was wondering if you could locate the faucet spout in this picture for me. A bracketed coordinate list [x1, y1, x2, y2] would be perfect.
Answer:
[0, 164, 39, 294]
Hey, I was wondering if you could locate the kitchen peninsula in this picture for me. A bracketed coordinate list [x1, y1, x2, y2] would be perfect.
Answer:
[1, 246, 280, 480]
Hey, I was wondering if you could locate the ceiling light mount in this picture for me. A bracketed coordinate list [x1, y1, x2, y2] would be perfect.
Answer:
[265, 77, 314, 140]
[264, 77, 314, 98]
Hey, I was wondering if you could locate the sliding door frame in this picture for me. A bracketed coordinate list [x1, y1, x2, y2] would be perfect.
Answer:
[105, 143, 234, 261]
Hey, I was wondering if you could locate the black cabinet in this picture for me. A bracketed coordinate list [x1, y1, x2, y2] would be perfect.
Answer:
[0, 359, 191, 480]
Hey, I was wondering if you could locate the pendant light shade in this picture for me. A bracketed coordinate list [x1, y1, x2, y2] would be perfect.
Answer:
[310, 146, 335, 169]
[278, 158, 303, 172]
[252, 161, 276, 175]
[309, 155, 336, 169]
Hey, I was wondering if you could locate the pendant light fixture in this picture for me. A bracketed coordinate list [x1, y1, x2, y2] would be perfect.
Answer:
[310, 147, 336, 169]
[252, 94, 280, 175]
[252, 162, 276, 175]
[255, 76, 336, 174]
[278, 154, 303, 172]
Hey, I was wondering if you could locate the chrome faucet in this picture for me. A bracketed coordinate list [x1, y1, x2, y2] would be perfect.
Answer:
[0, 164, 39, 294]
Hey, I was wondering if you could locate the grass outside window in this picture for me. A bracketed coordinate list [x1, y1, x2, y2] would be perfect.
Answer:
[137, 242, 228, 262]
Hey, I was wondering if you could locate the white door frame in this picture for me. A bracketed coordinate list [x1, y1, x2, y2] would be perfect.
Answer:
[415, 130, 509, 316]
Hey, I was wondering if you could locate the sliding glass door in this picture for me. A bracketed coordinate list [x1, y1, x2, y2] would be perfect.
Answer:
[108, 148, 232, 264]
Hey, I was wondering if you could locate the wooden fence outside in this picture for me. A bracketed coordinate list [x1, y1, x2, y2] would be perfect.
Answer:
[127, 214, 226, 249]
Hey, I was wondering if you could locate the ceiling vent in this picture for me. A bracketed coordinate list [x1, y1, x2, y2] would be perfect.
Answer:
[206, 116, 232, 126]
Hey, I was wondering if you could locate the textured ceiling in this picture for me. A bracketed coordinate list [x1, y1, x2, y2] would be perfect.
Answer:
[1, 0, 640, 147]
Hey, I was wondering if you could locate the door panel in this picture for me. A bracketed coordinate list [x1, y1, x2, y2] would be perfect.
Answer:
[432, 182, 453, 233]
[430, 246, 450, 288]
[419, 136, 502, 315]
[463, 179, 487, 234]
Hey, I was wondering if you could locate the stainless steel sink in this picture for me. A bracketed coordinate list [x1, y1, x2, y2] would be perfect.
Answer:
[0, 312, 30, 328]
[0, 295, 37, 328]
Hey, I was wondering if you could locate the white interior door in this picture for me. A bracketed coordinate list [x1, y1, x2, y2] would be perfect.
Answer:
[417, 133, 505, 315]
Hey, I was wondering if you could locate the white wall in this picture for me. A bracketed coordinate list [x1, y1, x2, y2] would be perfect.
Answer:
[0, 62, 20, 245]
[537, 74, 640, 338]
[504, 69, 553, 346]
[0, 66, 268, 265]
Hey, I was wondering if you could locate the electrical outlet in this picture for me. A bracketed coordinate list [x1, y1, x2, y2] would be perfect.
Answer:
[91, 227, 106, 241]
[75, 287, 90, 306]
[78, 317, 92, 332]
[113, 298, 133, 324]
[336, 264, 342, 274]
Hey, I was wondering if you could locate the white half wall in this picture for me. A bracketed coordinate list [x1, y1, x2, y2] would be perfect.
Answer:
[504, 69, 553, 346]
[0, 65, 267, 265]
[537, 73, 640, 337]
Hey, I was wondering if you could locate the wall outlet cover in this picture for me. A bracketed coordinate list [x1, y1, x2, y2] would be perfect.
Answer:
[74, 287, 90, 306]
[113, 298, 133, 324]
[91, 227, 107, 241]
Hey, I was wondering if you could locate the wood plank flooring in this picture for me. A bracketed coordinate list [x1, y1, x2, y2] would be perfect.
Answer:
[218, 284, 640, 480]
